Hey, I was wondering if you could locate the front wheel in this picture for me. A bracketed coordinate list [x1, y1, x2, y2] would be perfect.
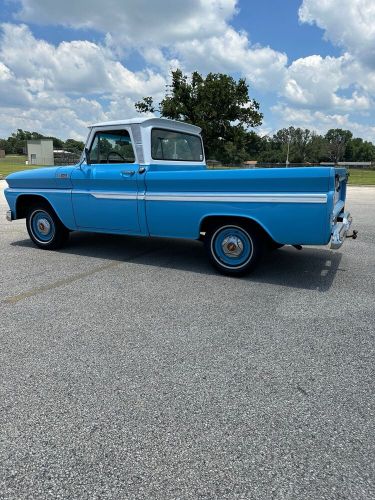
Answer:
[26, 205, 69, 250]
[205, 223, 263, 276]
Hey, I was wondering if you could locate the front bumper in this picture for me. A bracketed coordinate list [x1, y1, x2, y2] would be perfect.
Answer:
[330, 211, 354, 250]
[6, 210, 13, 222]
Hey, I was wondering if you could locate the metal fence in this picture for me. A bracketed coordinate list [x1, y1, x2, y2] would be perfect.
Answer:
[207, 162, 375, 170]
[53, 153, 81, 166]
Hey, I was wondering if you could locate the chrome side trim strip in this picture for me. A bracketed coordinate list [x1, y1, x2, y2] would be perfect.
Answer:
[90, 192, 327, 203]
[6, 188, 71, 194]
[146, 193, 328, 204]
[6, 188, 328, 204]
[90, 192, 138, 200]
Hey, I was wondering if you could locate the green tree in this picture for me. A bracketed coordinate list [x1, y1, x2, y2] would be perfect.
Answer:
[64, 138, 85, 155]
[0, 138, 10, 154]
[308, 133, 329, 163]
[219, 126, 253, 165]
[244, 130, 263, 159]
[47, 136, 64, 149]
[271, 127, 314, 163]
[7, 129, 41, 154]
[272, 127, 294, 163]
[135, 69, 262, 162]
[292, 128, 313, 163]
[2, 129, 59, 154]
[346, 137, 375, 162]
[325, 129, 353, 164]
[257, 135, 285, 163]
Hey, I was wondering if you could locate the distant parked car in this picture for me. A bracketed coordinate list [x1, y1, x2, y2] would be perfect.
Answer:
[4, 118, 356, 276]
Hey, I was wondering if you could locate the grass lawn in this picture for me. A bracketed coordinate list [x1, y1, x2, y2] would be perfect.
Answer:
[1, 156, 374, 185]
[348, 169, 375, 185]
[0, 156, 45, 178]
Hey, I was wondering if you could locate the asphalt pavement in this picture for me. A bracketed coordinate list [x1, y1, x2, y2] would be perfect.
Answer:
[0, 180, 374, 499]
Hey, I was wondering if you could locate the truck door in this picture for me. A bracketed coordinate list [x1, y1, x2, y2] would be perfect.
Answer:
[71, 129, 141, 233]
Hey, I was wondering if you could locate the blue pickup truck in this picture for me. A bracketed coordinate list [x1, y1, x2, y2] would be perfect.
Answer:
[4, 118, 355, 276]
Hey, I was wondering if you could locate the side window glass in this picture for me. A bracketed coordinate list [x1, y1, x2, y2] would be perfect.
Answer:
[151, 129, 203, 162]
[89, 130, 135, 164]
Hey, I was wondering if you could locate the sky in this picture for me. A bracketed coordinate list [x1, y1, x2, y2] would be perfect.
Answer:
[0, 0, 374, 141]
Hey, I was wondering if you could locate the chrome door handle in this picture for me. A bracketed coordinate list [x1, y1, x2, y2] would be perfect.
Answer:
[121, 170, 135, 177]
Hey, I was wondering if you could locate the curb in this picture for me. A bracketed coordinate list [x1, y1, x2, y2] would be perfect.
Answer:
[348, 184, 375, 188]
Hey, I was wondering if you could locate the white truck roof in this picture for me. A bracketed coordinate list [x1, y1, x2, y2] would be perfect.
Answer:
[89, 117, 202, 134]
[86, 117, 205, 166]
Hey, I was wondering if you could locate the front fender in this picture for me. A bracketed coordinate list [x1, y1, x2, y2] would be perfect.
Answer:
[5, 188, 77, 230]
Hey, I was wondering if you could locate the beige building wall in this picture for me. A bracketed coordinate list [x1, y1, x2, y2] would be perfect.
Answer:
[27, 139, 54, 166]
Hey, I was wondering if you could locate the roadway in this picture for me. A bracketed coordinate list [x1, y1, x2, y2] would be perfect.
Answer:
[0, 181, 374, 499]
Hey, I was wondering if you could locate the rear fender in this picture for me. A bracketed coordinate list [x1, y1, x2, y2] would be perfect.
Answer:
[199, 213, 274, 242]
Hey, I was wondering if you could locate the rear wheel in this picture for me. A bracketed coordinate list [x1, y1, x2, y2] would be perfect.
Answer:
[26, 205, 69, 250]
[205, 223, 263, 276]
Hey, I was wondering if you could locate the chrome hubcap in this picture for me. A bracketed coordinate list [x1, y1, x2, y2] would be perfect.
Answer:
[38, 218, 51, 235]
[221, 236, 244, 258]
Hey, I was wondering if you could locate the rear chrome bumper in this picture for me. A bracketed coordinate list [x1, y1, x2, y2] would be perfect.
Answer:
[330, 211, 353, 250]
[6, 210, 13, 222]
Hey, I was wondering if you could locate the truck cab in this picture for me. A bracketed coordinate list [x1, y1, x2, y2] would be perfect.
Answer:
[70, 118, 205, 234]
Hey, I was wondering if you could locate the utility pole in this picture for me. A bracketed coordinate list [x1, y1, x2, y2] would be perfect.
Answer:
[286, 135, 291, 168]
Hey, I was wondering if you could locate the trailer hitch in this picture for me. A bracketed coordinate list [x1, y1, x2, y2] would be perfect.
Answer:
[346, 230, 358, 240]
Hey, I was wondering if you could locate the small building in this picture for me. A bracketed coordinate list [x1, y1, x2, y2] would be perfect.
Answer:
[206, 159, 222, 168]
[0, 149, 5, 158]
[27, 139, 54, 166]
[243, 160, 258, 167]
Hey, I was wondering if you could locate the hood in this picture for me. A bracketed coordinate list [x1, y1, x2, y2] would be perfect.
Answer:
[6, 166, 74, 189]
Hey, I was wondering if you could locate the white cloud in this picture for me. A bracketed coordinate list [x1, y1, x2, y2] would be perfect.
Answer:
[272, 104, 350, 128]
[12, 0, 289, 92]
[273, 53, 375, 140]
[0, 2, 292, 139]
[0, 24, 166, 97]
[15, 0, 238, 46]
[271, 103, 375, 141]
[0, 61, 12, 80]
[0, 23, 168, 138]
[275, 2, 375, 128]
[175, 28, 287, 91]
[282, 54, 372, 112]
[0, 1, 374, 141]
[0, 61, 31, 107]
[299, 0, 375, 68]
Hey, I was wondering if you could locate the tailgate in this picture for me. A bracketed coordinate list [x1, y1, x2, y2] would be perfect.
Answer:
[330, 167, 356, 249]
[332, 167, 348, 217]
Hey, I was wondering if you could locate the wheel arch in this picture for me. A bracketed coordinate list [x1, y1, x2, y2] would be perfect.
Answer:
[16, 194, 59, 220]
[14, 193, 77, 230]
[199, 214, 276, 243]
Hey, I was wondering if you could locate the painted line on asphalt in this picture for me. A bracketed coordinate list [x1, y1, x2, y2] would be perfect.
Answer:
[3, 245, 167, 304]
[3, 261, 121, 305]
